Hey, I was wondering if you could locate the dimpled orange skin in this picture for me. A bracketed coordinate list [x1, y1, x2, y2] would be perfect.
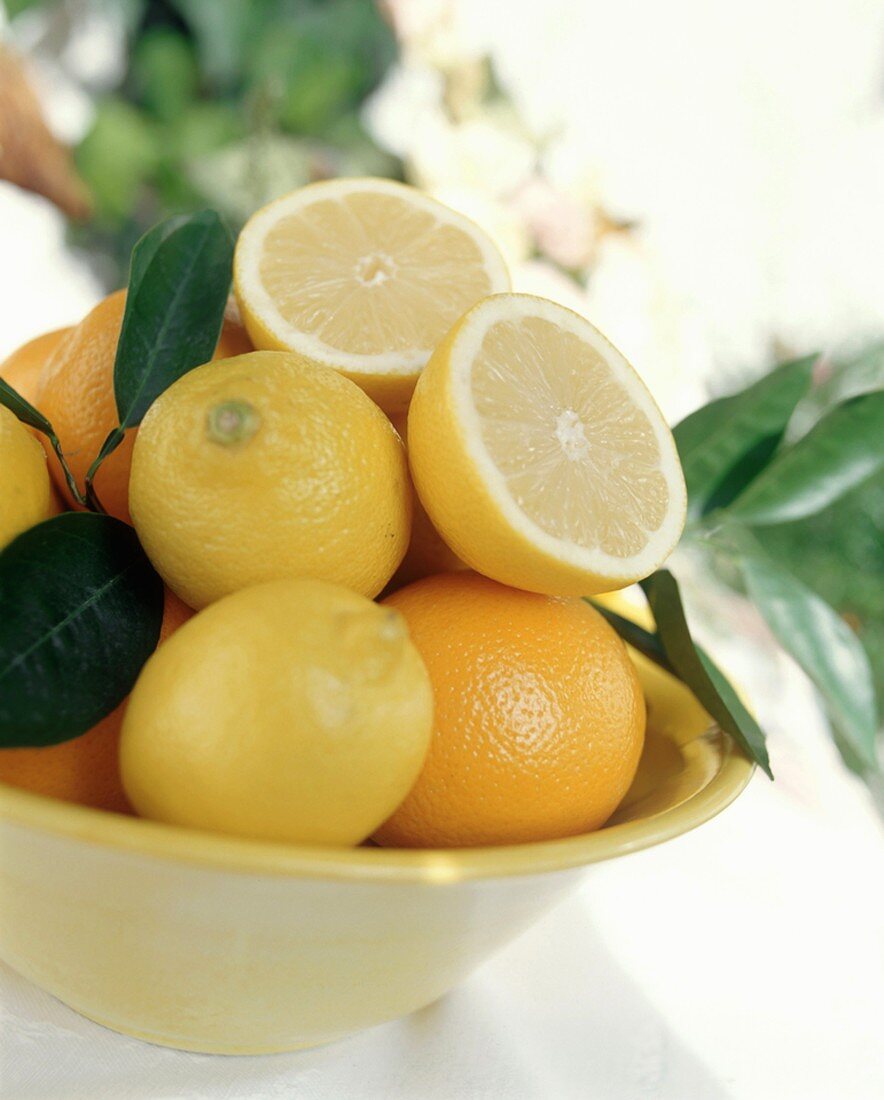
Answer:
[37, 291, 253, 523]
[0, 589, 193, 813]
[374, 573, 646, 848]
[0, 327, 71, 406]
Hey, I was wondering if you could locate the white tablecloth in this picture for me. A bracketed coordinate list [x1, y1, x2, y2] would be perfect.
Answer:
[3, 664, 883, 1100]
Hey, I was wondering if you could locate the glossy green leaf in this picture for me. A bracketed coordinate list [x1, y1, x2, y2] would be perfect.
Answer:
[0, 376, 53, 435]
[126, 212, 194, 297]
[585, 599, 673, 672]
[0, 513, 163, 748]
[0, 378, 83, 505]
[729, 392, 884, 526]
[640, 571, 772, 776]
[675, 356, 816, 519]
[83, 211, 233, 504]
[742, 553, 878, 770]
[786, 343, 884, 443]
[114, 210, 233, 428]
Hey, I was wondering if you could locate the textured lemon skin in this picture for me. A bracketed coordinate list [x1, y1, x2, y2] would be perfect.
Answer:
[0, 406, 52, 551]
[407, 297, 684, 596]
[129, 351, 412, 610]
[120, 579, 434, 847]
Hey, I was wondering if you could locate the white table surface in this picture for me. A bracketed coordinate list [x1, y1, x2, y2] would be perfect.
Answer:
[3, 666, 883, 1100]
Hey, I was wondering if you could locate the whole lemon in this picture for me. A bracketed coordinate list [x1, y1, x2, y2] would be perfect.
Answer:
[120, 579, 433, 846]
[0, 406, 52, 551]
[375, 573, 646, 848]
[129, 351, 412, 609]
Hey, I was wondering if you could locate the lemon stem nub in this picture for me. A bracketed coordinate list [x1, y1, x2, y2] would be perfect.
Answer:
[207, 401, 261, 446]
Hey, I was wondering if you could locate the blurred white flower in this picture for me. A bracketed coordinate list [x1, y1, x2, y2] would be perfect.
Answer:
[368, 0, 884, 409]
[380, 0, 484, 69]
[511, 245, 712, 426]
[408, 109, 535, 197]
[511, 258, 594, 314]
[474, 0, 884, 375]
[430, 186, 531, 267]
[511, 176, 596, 269]
[361, 62, 445, 160]
[582, 234, 713, 423]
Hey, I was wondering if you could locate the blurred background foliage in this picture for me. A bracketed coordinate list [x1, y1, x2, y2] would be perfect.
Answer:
[9, 0, 402, 278]
[757, 476, 884, 731]
[1, 0, 882, 782]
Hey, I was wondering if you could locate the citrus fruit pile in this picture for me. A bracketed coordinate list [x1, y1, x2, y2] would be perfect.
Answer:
[0, 178, 686, 849]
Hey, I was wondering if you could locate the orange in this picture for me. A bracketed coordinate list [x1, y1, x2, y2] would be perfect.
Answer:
[0, 589, 193, 813]
[387, 411, 466, 591]
[38, 292, 253, 523]
[374, 573, 646, 848]
[2, 329, 73, 518]
[0, 327, 71, 406]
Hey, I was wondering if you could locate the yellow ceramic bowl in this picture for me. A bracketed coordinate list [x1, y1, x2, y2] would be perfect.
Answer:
[0, 643, 752, 1055]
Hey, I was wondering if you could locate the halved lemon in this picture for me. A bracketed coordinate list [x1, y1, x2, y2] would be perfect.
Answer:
[407, 293, 687, 595]
[233, 178, 510, 413]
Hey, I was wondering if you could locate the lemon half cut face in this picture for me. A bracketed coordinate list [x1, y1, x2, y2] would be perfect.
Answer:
[407, 293, 687, 595]
[234, 177, 510, 412]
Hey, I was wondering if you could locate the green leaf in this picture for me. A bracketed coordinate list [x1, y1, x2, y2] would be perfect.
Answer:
[675, 356, 816, 519]
[699, 432, 783, 515]
[169, 0, 265, 88]
[0, 378, 83, 505]
[115, 210, 233, 428]
[169, 102, 245, 162]
[742, 552, 878, 770]
[0, 376, 52, 435]
[83, 211, 232, 500]
[0, 513, 163, 748]
[132, 27, 199, 123]
[244, 0, 396, 134]
[729, 392, 884, 526]
[640, 570, 773, 776]
[786, 343, 884, 443]
[4, 0, 44, 17]
[585, 599, 673, 673]
[74, 99, 161, 224]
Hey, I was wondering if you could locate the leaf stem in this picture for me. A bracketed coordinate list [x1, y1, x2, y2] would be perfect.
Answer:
[84, 426, 125, 514]
[0, 377, 85, 505]
[47, 432, 86, 507]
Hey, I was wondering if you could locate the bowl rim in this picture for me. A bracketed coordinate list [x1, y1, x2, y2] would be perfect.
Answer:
[0, 728, 753, 884]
